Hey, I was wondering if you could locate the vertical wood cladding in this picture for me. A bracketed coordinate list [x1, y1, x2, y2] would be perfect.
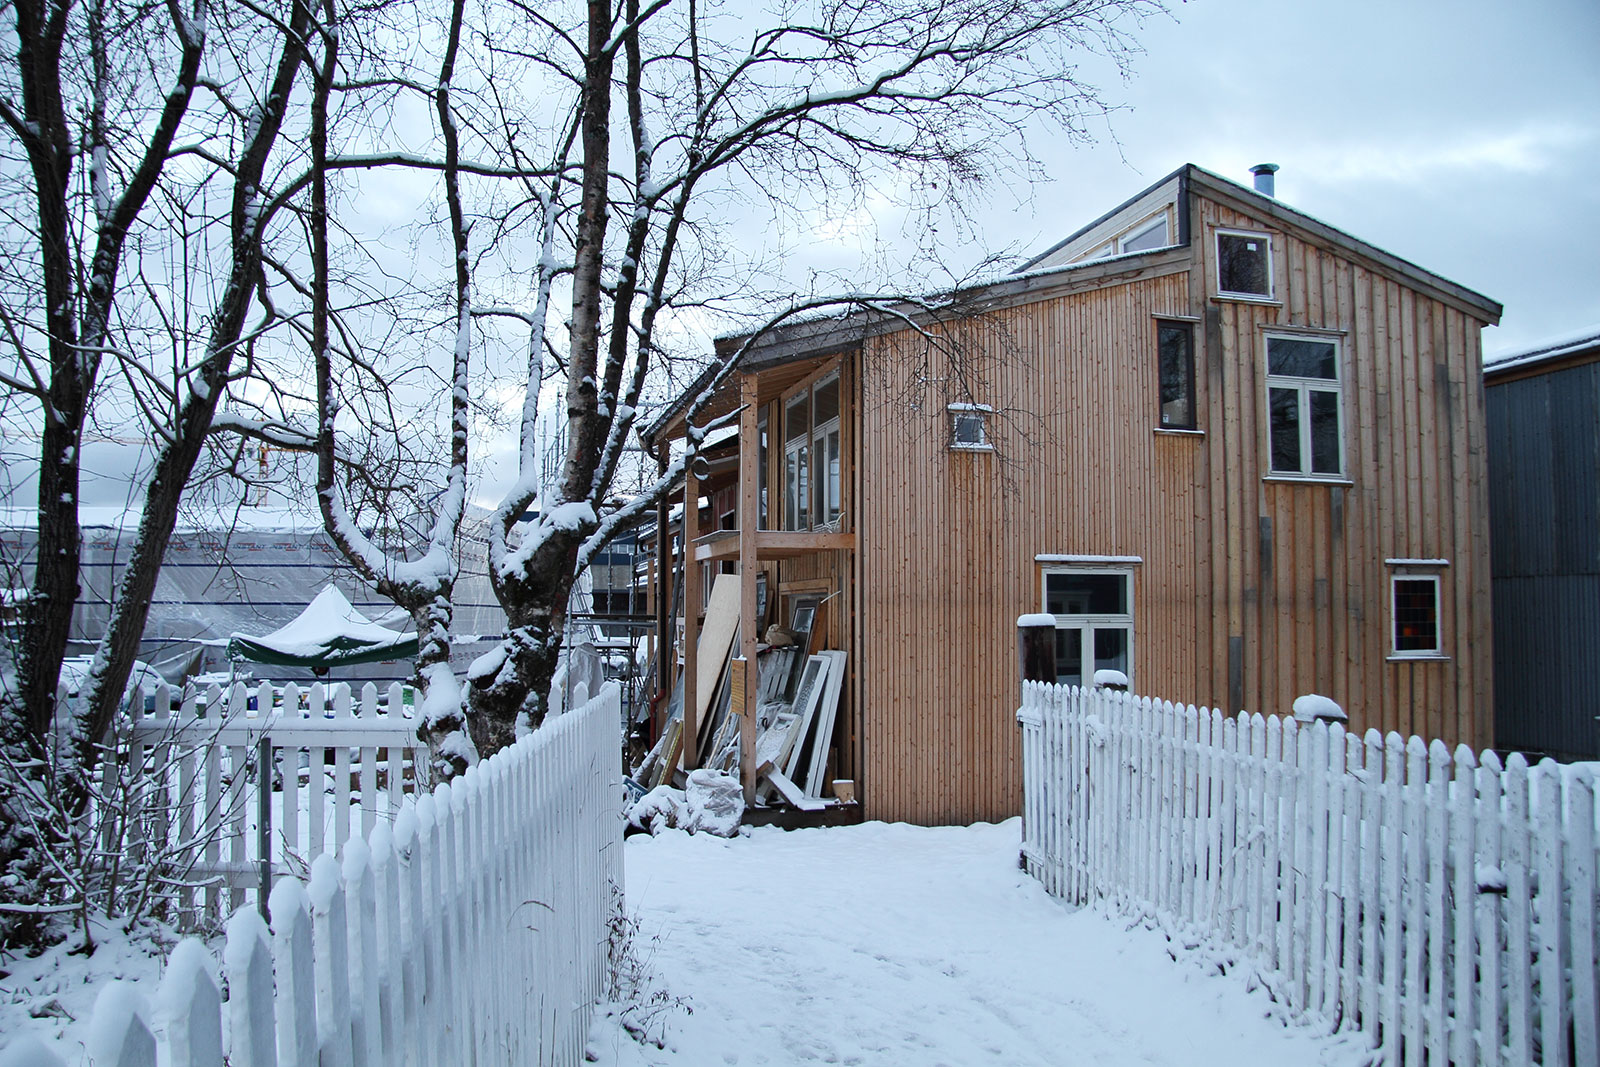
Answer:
[856, 191, 1492, 826]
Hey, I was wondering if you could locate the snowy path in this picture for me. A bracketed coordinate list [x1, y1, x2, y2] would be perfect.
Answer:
[586, 820, 1367, 1067]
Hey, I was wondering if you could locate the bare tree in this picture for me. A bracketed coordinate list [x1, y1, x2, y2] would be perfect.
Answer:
[0, 0, 330, 945]
[306, 0, 479, 779]
[463, 0, 1161, 755]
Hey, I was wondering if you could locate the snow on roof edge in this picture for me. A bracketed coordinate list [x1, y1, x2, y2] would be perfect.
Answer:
[1484, 323, 1600, 376]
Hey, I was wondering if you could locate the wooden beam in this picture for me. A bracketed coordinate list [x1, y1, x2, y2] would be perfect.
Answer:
[738, 373, 761, 804]
[680, 463, 701, 772]
[693, 528, 857, 562]
[654, 448, 671, 719]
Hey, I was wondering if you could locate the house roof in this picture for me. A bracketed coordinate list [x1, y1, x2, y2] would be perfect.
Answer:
[1483, 324, 1600, 381]
[641, 163, 1503, 448]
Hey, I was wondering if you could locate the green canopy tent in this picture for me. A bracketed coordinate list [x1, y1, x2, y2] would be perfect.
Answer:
[226, 585, 418, 670]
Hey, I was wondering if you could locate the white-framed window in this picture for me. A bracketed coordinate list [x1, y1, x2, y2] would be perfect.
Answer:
[1216, 229, 1273, 298]
[1120, 214, 1169, 254]
[1265, 334, 1342, 477]
[784, 371, 842, 531]
[948, 402, 993, 451]
[1041, 566, 1133, 688]
[783, 391, 810, 530]
[1387, 562, 1447, 659]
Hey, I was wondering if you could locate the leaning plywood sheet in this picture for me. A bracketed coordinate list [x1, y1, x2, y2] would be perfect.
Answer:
[780, 655, 831, 783]
[696, 646, 735, 765]
[801, 650, 847, 797]
[693, 573, 742, 730]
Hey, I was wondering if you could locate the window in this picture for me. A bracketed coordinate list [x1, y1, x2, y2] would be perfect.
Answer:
[1391, 574, 1442, 657]
[1156, 321, 1196, 429]
[783, 372, 842, 531]
[948, 403, 992, 450]
[814, 376, 841, 527]
[1042, 567, 1133, 688]
[1217, 230, 1272, 298]
[784, 392, 809, 530]
[1265, 335, 1342, 477]
[757, 409, 769, 529]
[1120, 215, 1168, 254]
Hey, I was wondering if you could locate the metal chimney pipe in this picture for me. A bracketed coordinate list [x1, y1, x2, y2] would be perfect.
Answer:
[1251, 163, 1280, 198]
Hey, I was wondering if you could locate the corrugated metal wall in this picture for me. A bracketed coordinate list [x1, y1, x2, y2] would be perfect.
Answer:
[1487, 357, 1600, 760]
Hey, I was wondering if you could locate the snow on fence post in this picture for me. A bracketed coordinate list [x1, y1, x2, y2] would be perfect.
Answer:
[157, 939, 222, 1067]
[1015, 681, 1600, 1065]
[88, 983, 156, 1067]
[223, 910, 275, 1067]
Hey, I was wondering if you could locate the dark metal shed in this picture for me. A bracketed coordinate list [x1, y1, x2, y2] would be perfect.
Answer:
[1485, 326, 1600, 761]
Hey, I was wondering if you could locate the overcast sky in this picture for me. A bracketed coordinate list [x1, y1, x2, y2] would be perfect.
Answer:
[1000, 0, 1599, 356]
[15, 0, 1599, 513]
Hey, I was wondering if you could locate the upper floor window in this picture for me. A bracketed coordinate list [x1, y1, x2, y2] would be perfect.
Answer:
[1156, 321, 1196, 429]
[948, 403, 993, 450]
[1217, 230, 1272, 298]
[1120, 215, 1168, 254]
[784, 372, 842, 531]
[1266, 335, 1342, 478]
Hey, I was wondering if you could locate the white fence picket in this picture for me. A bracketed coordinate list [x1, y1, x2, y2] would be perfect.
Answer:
[1017, 683, 1600, 1066]
[86, 684, 621, 1067]
[119, 679, 426, 927]
[156, 940, 221, 1067]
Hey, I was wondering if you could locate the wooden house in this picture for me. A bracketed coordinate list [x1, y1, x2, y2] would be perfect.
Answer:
[641, 163, 1503, 826]
[1484, 327, 1600, 762]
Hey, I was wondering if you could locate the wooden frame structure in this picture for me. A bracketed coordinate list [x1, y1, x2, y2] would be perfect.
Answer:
[644, 163, 1502, 825]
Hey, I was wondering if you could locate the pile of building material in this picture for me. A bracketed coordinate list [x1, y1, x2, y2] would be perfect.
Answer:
[632, 574, 848, 811]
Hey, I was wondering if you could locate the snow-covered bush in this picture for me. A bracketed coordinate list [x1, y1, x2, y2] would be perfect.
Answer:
[0, 703, 231, 952]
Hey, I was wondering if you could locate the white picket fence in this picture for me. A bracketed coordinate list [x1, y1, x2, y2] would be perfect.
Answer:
[76, 683, 623, 1067]
[119, 680, 427, 927]
[1018, 682, 1600, 1067]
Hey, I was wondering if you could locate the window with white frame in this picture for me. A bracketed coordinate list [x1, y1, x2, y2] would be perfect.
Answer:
[1120, 214, 1169, 254]
[948, 403, 992, 450]
[1042, 567, 1133, 688]
[1391, 571, 1443, 657]
[783, 372, 842, 531]
[1266, 334, 1342, 477]
[1217, 229, 1272, 298]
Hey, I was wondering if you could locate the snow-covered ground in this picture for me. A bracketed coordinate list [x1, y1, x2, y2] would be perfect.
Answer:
[588, 820, 1370, 1067]
[0, 919, 179, 1063]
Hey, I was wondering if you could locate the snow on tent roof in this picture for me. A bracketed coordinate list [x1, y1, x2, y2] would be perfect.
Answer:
[227, 586, 418, 668]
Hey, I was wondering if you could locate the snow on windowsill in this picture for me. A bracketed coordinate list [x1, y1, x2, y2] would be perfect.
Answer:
[1212, 293, 1282, 306]
[1153, 427, 1204, 437]
[1387, 653, 1450, 663]
[949, 443, 994, 453]
[1263, 475, 1354, 487]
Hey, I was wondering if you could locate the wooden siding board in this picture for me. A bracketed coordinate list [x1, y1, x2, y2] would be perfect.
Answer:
[847, 191, 1491, 822]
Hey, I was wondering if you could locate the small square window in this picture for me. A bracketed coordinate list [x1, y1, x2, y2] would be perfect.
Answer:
[948, 404, 992, 450]
[1217, 230, 1272, 298]
[1156, 321, 1196, 429]
[1392, 575, 1441, 656]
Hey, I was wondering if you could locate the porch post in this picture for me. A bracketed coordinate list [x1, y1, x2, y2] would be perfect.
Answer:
[680, 457, 701, 774]
[738, 373, 761, 805]
[653, 447, 671, 719]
